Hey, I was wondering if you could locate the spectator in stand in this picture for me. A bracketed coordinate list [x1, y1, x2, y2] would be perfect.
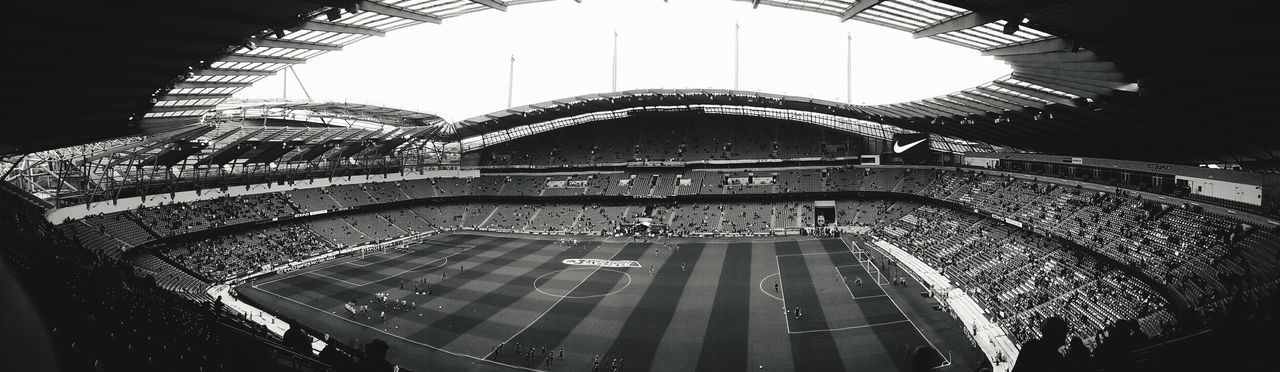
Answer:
[1064, 336, 1096, 372]
[1093, 320, 1139, 371]
[319, 334, 353, 370]
[1013, 316, 1068, 372]
[352, 339, 394, 372]
[283, 318, 312, 355]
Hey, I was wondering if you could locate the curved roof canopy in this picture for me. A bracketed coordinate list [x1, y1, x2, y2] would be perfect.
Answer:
[452, 88, 1006, 154]
[9, 0, 1274, 165]
[209, 100, 450, 129]
[455, 89, 866, 139]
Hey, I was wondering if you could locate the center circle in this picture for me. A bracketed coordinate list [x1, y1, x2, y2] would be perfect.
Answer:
[534, 267, 631, 299]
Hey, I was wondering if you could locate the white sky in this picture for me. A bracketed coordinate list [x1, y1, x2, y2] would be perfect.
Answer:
[234, 0, 1011, 122]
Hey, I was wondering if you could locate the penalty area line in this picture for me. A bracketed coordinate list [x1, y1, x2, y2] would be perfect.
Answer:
[840, 238, 951, 367]
[775, 251, 855, 258]
[786, 319, 911, 335]
[308, 271, 370, 287]
[775, 255, 792, 334]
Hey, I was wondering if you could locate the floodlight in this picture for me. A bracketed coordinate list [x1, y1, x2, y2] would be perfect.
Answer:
[326, 8, 342, 21]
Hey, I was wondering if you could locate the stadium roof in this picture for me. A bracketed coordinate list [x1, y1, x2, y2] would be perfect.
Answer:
[209, 100, 451, 129]
[452, 88, 1008, 154]
[454, 89, 863, 138]
[8, 0, 1274, 165]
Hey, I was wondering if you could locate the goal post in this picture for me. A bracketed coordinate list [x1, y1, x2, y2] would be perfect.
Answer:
[863, 257, 890, 286]
[845, 238, 890, 286]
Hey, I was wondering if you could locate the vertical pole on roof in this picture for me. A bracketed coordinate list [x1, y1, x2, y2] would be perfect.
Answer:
[508, 54, 515, 108]
[612, 30, 618, 92]
[847, 33, 852, 104]
[734, 22, 740, 90]
[283, 67, 288, 100]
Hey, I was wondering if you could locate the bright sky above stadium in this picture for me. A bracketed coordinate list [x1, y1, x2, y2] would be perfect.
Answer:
[234, 0, 1011, 122]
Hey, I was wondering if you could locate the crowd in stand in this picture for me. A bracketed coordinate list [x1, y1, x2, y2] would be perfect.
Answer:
[165, 224, 333, 281]
[476, 116, 862, 166]
[64, 168, 1277, 309]
[135, 193, 297, 237]
[40, 161, 1280, 371]
[873, 204, 1173, 348]
[0, 184, 392, 372]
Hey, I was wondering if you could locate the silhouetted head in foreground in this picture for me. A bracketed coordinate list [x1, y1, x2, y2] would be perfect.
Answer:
[1040, 316, 1068, 347]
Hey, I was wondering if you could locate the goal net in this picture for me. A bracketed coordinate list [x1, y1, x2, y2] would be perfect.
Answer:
[849, 239, 890, 286]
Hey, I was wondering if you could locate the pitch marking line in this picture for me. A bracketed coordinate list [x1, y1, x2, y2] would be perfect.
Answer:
[484, 242, 633, 360]
[406, 257, 448, 273]
[308, 271, 370, 287]
[840, 238, 951, 368]
[253, 239, 473, 286]
[775, 251, 855, 258]
[257, 244, 477, 289]
[533, 267, 632, 299]
[787, 319, 911, 335]
[833, 264, 886, 300]
[759, 272, 783, 301]
[251, 284, 543, 372]
[775, 255, 792, 334]
[358, 246, 480, 287]
[345, 242, 473, 268]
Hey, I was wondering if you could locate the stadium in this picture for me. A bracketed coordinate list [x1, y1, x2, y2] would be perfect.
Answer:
[3, 1, 1277, 372]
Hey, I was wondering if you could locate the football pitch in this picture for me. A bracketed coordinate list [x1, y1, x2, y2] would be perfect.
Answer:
[237, 232, 982, 372]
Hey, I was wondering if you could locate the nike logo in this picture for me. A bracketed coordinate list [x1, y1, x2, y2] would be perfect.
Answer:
[893, 138, 928, 153]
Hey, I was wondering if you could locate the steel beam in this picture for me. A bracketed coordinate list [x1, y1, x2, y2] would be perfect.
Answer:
[1012, 65, 1127, 84]
[974, 87, 1047, 107]
[301, 21, 386, 37]
[469, 0, 507, 11]
[872, 105, 918, 119]
[174, 81, 255, 89]
[222, 54, 307, 64]
[902, 102, 953, 118]
[148, 105, 216, 114]
[256, 38, 343, 51]
[991, 81, 1076, 106]
[888, 104, 934, 119]
[197, 68, 277, 77]
[840, 0, 885, 22]
[857, 105, 900, 119]
[958, 92, 1025, 111]
[981, 37, 1073, 56]
[927, 98, 985, 116]
[359, 1, 443, 24]
[949, 94, 1014, 113]
[937, 96, 997, 115]
[1010, 73, 1107, 98]
[993, 50, 1101, 64]
[913, 11, 1000, 39]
